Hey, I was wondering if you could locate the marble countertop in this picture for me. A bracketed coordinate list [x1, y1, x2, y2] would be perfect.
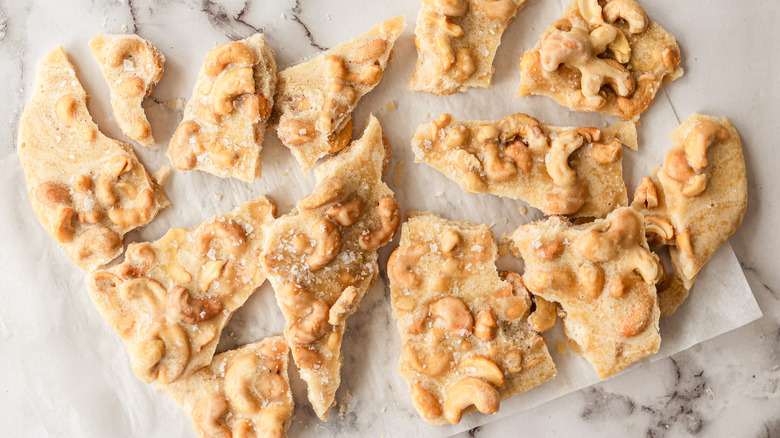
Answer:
[0, 0, 778, 437]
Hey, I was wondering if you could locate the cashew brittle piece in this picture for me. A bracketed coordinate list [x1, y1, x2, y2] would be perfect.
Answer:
[17, 46, 169, 272]
[87, 196, 277, 384]
[409, 0, 531, 95]
[504, 207, 663, 379]
[517, 0, 684, 120]
[89, 34, 165, 147]
[168, 34, 276, 182]
[159, 336, 294, 438]
[390, 212, 556, 425]
[412, 112, 637, 217]
[261, 116, 399, 420]
[274, 16, 404, 173]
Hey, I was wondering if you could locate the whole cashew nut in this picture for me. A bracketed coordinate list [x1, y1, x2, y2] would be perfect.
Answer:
[74, 226, 122, 263]
[325, 195, 363, 227]
[288, 298, 331, 345]
[456, 355, 505, 388]
[108, 188, 156, 227]
[204, 41, 254, 76]
[120, 277, 167, 315]
[212, 67, 255, 115]
[496, 113, 548, 151]
[169, 120, 203, 171]
[683, 120, 730, 171]
[225, 354, 264, 415]
[131, 321, 190, 383]
[328, 286, 359, 326]
[411, 383, 443, 421]
[388, 243, 428, 289]
[197, 220, 247, 258]
[166, 286, 223, 324]
[602, 0, 649, 34]
[297, 177, 347, 210]
[307, 219, 341, 271]
[359, 196, 400, 250]
[56, 94, 96, 142]
[443, 377, 500, 424]
[546, 130, 583, 187]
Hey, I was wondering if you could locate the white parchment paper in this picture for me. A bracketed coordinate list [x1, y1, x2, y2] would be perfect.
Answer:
[0, 0, 761, 437]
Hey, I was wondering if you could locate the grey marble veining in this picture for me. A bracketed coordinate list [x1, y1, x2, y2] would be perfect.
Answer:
[0, 0, 779, 437]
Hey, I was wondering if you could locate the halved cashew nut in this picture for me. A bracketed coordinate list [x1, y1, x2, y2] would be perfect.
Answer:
[325, 195, 363, 227]
[197, 220, 247, 258]
[205, 41, 254, 76]
[213, 67, 255, 115]
[198, 260, 226, 293]
[444, 377, 500, 424]
[474, 310, 498, 341]
[118, 242, 156, 279]
[541, 182, 587, 215]
[169, 120, 203, 171]
[440, 228, 461, 256]
[289, 299, 330, 344]
[192, 394, 231, 438]
[35, 181, 71, 207]
[631, 176, 658, 209]
[74, 226, 121, 262]
[359, 196, 400, 250]
[225, 354, 264, 415]
[108, 188, 156, 227]
[328, 286, 359, 326]
[457, 356, 505, 388]
[503, 141, 533, 174]
[529, 296, 557, 332]
[617, 293, 655, 337]
[590, 139, 623, 164]
[56, 94, 96, 142]
[429, 296, 473, 336]
[166, 286, 223, 324]
[278, 118, 317, 146]
[411, 384, 443, 421]
[96, 173, 118, 207]
[534, 238, 565, 261]
[131, 321, 190, 383]
[109, 154, 134, 176]
[499, 271, 533, 321]
[578, 262, 605, 299]
[602, 0, 649, 34]
[307, 219, 341, 271]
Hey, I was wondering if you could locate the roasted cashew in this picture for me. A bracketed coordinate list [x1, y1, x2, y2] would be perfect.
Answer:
[96, 173, 119, 207]
[403, 343, 452, 376]
[359, 196, 400, 250]
[546, 130, 583, 187]
[120, 277, 167, 315]
[166, 286, 223, 324]
[212, 67, 255, 115]
[34, 181, 71, 207]
[616, 73, 657, 119]
[602, 0, 649, 34]
[502, 140, 533, 173]
[578, 262, 605, 299]
[496, 113, 548, 151]
[683, 120, 730, 171]
[474, 310, 498, 341]
[529, 296, 557, 332]
[116, 77, 145, 98]
[411, 383, 443, 421]
[307, 219, 341, 271]
[456, 355, 505, 388]
[196, 220, 247, 259]
[297, 176, 346, 210]
[617, 293, 655, 337]
[328, 286, 359, 326]
[499, 271, 533, 321]
[388, 243, 428, 288]
[278, 118, 317, 147]
[288, 299, 330, 344]
[631, 176, 658, 209]
[429, 296, 473, 336]
[540, 181, 587, 215]
[56, 94, 96, 142]
[578, 0, 604, 26]
[473, 0, 518, 22]
[325, 195, 363, 227]
[254, 404, 294, 438]
[192, 394, 231, 438]
[131, 321, 190, 383]
[204, 41, 254, 76]
[108, 154, 135, 177]
[117, 242, 156, 279]
[106, 37, 153, 69]
[225, 353, 264, 415]
[74, 226, 122, 262]
[108, 188, 155, 227]
[590, 139, 623, 164]
[443, 377, 500, 424]
[644, 215, 674, 243]
[483, 142, 517, 183]
[169, 120, 203, 171]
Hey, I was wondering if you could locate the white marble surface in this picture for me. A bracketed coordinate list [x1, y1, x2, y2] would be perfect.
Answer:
[0, 0, 778, 437]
